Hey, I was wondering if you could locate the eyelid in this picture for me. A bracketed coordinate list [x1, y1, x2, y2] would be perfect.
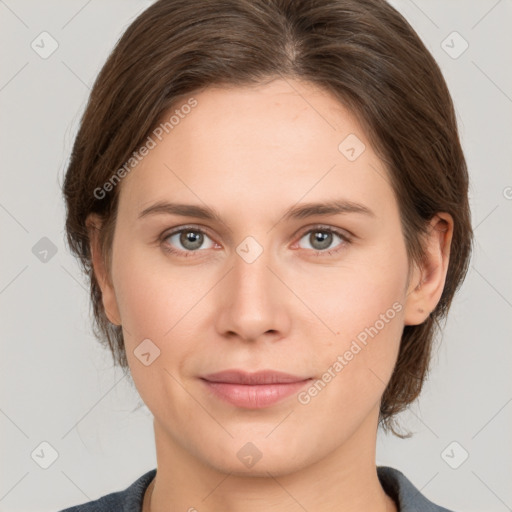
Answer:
[294, 223, 353, 241]
[160, 223, 216, 241]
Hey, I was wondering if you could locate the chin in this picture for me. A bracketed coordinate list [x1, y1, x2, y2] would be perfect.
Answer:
[208, 454, 308, 478]
[196, 434, 318, 478]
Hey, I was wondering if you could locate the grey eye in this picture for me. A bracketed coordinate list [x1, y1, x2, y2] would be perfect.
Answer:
[298, 229, 345, 252]
[166, 229, 215, 252]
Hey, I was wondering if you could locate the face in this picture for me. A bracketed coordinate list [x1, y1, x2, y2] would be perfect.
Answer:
[94, 78, 418, 477]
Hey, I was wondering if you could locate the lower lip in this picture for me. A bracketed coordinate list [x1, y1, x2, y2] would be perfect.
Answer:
[201, 379, 312, 409]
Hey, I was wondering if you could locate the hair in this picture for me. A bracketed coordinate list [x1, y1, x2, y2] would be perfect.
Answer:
[62, 0, 472, 436]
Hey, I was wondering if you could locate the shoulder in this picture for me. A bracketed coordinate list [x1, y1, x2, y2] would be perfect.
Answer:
[377, 466, 455, 512]
[58, 468, 156, 512]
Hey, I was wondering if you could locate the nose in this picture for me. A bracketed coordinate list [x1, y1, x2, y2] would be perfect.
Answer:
[214, 240, 291, 343]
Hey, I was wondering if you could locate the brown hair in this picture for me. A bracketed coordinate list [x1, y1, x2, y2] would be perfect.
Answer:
[62, 0, 472, 436]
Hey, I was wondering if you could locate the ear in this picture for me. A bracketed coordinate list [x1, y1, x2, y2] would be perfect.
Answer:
[86, 213, 122, 326]
[403, 213, 453, 325]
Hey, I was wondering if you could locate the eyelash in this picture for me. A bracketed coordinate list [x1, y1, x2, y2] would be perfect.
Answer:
[160, 224, 352, 258]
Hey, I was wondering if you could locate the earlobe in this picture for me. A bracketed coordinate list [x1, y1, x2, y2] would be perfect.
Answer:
[403, 213, 453, 326]
[86, 213, 122, 326]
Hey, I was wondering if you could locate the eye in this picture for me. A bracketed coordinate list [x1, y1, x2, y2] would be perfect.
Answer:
[296, 226, 351, 256]
[161, 226, 217, 256]
[160, 224, 352, 258]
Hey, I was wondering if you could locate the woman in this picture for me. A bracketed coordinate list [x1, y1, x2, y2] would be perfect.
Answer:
[60, 0, 472, 510]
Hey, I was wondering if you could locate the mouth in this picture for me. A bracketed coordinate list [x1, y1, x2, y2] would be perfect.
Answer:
[200, 369, 313, 409]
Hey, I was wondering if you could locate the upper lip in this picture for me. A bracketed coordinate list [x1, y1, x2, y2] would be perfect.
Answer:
[201, 369, 311, 385]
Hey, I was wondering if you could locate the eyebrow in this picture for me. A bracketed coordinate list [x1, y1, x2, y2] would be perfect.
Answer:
[137, 199, 375, 223]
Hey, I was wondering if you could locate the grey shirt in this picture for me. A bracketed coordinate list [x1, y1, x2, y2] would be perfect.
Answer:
[59, 466, 454, 511]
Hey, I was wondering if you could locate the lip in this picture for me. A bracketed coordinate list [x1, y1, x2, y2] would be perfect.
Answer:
[202, 369, 310, 385]
[200, 369, 313, 409]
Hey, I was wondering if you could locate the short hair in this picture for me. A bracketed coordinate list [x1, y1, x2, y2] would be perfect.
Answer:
[62, 0, 473, 436]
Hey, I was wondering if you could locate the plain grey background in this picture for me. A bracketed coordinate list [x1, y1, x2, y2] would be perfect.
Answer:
[1, 1, 511, 511]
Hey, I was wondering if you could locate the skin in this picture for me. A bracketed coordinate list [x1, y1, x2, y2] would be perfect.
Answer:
[87, 78, 453, 512]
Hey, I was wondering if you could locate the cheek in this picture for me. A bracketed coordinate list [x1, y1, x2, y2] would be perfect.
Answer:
[297, 239, 408, 398]
[299, 244, 407, 341]
[307, 280, 404, 397]
[292, 264, 406, 450]
[112, 240, 211, 339]
[110, 245, 204, 389]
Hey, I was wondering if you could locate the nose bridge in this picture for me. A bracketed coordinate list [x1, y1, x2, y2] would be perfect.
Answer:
[233, 238, 271, 297]
[215, 234, 289, 341]
[232, 235, 275, 309]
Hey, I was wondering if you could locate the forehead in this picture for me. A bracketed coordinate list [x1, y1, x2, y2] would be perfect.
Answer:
[171, 79, 361, 158]
[117, 78, 396, 222]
